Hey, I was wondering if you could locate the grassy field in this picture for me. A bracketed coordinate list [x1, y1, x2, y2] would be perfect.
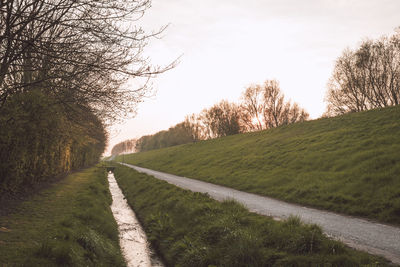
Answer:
[0, 166, 125, 266]
[116, 106, 400, 225]
[113, 165, 388, 266]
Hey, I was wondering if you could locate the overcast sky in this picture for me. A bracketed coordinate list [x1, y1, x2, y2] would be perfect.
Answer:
[106, 0, 400, 154]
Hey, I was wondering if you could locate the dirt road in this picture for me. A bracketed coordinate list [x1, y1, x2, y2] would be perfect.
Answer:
[120, 163, 400, 265]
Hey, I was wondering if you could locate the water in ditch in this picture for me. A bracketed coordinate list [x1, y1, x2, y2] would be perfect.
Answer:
[108, 172, 164, 267]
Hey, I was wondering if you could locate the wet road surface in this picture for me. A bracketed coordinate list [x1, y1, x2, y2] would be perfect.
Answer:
[120, 163, 400, 265]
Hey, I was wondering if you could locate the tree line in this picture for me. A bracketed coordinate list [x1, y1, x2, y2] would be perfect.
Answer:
[0, 0, 167, 194]
[111, 139, 137, 156]
[124, 80, 309, 153]
[113, 29, 400, 155]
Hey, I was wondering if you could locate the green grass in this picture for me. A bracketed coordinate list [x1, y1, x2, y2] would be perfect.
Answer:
[0, 166, 125, 266]
[113, 165, 388, 266]
[116, 106, 400, 225]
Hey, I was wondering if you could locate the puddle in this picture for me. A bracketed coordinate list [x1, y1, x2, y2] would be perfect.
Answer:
[108, 172, 164, 267]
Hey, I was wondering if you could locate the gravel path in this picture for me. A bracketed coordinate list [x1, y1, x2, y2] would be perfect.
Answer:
[120, 163, 400, 265]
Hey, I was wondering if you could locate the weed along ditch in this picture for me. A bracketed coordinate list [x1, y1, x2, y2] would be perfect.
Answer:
[109, 165, 390, 266]
[107, 171, 163, 267]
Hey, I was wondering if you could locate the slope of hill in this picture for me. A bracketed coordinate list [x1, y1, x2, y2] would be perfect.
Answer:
[112, 165, 389, 266]
[117, 106, 400, 224]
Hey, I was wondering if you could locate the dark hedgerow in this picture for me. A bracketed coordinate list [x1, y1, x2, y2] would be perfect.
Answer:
[113, 165, 388, 267]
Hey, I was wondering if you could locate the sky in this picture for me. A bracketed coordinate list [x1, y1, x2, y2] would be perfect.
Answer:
[106, 0, 400, 155]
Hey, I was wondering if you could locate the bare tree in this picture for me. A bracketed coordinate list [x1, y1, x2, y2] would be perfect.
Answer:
[260, 80, 309, 129]
[263, 80, 287, 128]
[325, 30, 400, 116]
[0, 0, 175, 121]
[111, 139, 137, 155]
[288, 102, 309, 124]
[240, 84, 265, 131]
[201, 100, 244, 138]
[184, 113, 208, 141]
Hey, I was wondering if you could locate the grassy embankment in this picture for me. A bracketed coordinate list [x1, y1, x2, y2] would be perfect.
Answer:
[0, 166, 125, 266]
[113, 165, 388, 266]
[116, 106, 400, 225]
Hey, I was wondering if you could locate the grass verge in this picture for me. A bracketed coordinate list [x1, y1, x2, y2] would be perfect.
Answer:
[0, 166, 125, 266]
[116, 106, 400, 225]
[113, 165, 388, 266]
